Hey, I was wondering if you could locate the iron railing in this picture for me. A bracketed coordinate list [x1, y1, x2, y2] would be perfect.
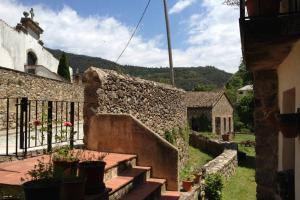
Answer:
[240, 0, 300, 19]
[0, 97, 83, 157]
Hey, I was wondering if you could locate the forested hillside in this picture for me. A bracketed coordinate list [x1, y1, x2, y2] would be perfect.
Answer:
[48, 49, 232, 91]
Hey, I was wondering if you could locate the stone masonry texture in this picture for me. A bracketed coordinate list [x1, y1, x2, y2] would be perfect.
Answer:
[0, 67, 84, 130]
[254, 70, 279, 200]
[83, 67, 188, 168]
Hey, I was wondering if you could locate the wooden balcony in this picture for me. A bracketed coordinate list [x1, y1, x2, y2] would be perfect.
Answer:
[240, 0, 300, 71]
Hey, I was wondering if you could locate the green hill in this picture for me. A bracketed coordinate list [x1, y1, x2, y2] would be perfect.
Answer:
[48, 49, 232, 91]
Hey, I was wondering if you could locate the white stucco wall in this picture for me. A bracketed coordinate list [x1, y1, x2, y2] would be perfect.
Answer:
[0, 20, 58, 72]
[278, 39, 300, 200]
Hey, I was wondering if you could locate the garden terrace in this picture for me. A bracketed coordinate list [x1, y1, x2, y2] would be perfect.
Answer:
[0, 150, 180, 199]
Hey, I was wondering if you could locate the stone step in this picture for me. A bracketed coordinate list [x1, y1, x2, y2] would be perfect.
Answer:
[0, 151, 137, 186]
[122, 178, 166, 200]
[160, 191, 181, 200]
[107, 166, 151, 200]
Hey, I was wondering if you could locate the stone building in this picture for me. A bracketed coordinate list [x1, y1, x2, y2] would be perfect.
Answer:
[0, 9, 70, 81]
[240, 0, 300, 199]
[185, 91, 234, 135]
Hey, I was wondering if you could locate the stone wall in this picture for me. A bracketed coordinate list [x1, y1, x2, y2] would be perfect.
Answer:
[0, 67, 83, 101]
[253, 70, 279, 200]
[203, 150, 238, 179]
[189, 132, 237, 156]
[0, 67, 84, 130]
[83, 67, 189, 167]
[182, 132, 238, 200]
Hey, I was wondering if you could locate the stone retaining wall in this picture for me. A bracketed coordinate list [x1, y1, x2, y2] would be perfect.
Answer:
[182, 132, 238, 200]
[0, 67, 84, 130]
[189, 131, 237, 156]
[0, 66, 84, 101]
[203, 149, 238, 179]
[83, 67, 189, 167]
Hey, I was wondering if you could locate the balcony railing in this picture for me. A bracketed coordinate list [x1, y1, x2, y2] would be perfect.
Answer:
[240, 0, 300, 19]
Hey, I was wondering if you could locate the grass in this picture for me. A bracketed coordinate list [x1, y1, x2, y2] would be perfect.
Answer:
[180, 146, 213, 180]
[223, 133, 256, 200]
[199, 132, 256, 157]
[198, 132, 256, 199]
[222, 164, 256, 200]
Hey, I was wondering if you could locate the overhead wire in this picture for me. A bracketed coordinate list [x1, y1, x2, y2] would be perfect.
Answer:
[115, 0, 152, 64]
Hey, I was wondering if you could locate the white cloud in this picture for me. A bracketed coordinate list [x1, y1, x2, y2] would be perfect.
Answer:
[0, 0, 241, 73]
[169, 0, 196, 14]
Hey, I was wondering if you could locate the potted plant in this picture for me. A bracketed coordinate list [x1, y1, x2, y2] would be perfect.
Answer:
[193, 167, 205, 184]
[222, 133, 230, 142]
[78, 152, 108, 195]
[22, 157, 61, 200]
[180, 167, 194, 192]
[61, 174, 86, 200]
[52, 147, 81, 178]
[278, 113, 300, 138]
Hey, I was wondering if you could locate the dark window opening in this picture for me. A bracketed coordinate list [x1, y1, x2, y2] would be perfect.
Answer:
[27, 51, 37, 65]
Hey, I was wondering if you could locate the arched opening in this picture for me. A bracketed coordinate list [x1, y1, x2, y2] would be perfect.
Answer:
[27, 51, 37, 65]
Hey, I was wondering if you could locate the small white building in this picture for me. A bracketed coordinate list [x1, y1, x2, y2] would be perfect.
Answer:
[237, 85, 253, 96]
[0, 9, 68, 81]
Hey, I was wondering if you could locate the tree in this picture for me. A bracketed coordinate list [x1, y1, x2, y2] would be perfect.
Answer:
[236, 93, 254, 131]
[57, 52, 71, 81]
[194, 83, 216, 92]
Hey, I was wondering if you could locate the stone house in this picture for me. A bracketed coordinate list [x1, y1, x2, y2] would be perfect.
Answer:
[185, 91, 234, 135]
[0, 9, 71, 81]
[240, 0, 300, 199]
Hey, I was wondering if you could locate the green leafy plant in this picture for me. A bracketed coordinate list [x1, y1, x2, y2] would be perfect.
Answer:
[204, 173, 224, 200]
[21, 157, 54, 182]
[180, 166, 195, 181]
[164, 130, 175, 144]
[52, 147, 82, 162]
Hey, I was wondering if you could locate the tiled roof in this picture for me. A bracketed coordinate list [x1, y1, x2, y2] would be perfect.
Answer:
[185, 90, 224, 108]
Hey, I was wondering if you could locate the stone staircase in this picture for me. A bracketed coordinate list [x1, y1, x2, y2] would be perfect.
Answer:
[0, 150, 180, 200]
[100, 152, 180, 200]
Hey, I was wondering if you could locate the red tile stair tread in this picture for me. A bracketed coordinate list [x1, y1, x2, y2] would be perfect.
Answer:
[105, 166, 150, 193]
[0, 151, 136, 186]
[160, 191, 181, 200]
[123, 178, 166, 200]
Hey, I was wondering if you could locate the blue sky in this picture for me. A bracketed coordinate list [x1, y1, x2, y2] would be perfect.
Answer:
[0, 0, 241, 72]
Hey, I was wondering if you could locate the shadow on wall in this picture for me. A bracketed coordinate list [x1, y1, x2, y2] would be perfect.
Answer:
[84, 114, 179, 191]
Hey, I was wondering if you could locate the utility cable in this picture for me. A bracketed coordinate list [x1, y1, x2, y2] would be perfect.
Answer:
[115, 0, 152, 64]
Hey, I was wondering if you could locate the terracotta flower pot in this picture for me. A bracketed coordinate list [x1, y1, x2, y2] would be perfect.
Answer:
[182, 180, 193, 192]
[23, 179, 61, 200]
[61, 177, 86, 200]
[53, 160, 79, 178]
[78, 161, 106, 195]
[278, 114, 300, 138]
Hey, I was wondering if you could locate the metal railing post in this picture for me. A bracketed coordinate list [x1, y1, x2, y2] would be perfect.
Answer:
[240, 0, 245, 19]
[47, 101, 53, 152]
[70, 102, 75, 149]
[20, 97, 28, 156]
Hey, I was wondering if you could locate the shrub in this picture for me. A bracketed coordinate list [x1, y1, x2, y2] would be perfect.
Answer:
[164, 130, 175, 144]
[204, 173, 223, 200]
